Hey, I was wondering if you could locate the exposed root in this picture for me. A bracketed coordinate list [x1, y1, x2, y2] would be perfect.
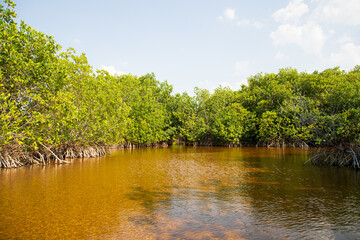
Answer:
[305, 146, 360, 169]
[0, 145, 33, 168]
[62, 145, 106, 159]
[261, 140, 309, 148]
[185, 140, 309, 148]
[1, 141, 173, 168]
[39, 143, 70, 164]
[119, 142, 169, 149]
[0, 143, 107, 168]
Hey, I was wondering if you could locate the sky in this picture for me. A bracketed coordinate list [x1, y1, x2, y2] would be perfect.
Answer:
[13, 0, 360, 94]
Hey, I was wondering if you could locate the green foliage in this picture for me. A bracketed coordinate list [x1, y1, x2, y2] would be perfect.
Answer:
[0, 1, 172, 165]
[1, 0, 360, 168]
[207, 87, 254, 145]
[239, 70, 294, 115]
[258, 111, 281, 145]
[172, 92, 208, 143]
[211, 102, 253, 144]
[116, 73, 174, 145]
[171, 86, 256, 145]
[0, 0, 63, 150]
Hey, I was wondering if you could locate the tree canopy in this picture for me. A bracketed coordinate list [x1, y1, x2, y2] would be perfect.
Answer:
[1, 1, 359, 168]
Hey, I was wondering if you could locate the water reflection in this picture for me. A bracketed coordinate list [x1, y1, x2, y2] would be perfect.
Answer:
[0, 146, 359, 239]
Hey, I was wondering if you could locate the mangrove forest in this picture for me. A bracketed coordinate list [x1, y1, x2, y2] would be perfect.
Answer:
[1, 1, 360, 168]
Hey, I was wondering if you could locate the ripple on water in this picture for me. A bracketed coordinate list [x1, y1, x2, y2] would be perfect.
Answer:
[0, 146, 359, 239]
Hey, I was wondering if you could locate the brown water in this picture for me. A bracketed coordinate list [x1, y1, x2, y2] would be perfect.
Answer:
[0, 146, 359, 239]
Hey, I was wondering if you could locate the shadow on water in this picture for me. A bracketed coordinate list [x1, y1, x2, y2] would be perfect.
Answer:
[125, 187, 173, 226]
[2, 146, 360, 239]
[124, 169, 360, 239]
[124, 184, 251, 239]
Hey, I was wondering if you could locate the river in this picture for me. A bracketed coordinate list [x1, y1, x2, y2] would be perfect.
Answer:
[0, 146, 359, 239]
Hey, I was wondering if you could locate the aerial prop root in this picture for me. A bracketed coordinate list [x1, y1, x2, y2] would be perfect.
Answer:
[305, 146, 360, 169]
[62, 145, 106, 159]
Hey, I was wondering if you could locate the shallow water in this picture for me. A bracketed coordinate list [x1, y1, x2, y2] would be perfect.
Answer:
[0, 146, 359, 239]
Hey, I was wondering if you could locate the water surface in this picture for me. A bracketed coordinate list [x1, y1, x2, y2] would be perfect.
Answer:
[1, 146, 359, 239]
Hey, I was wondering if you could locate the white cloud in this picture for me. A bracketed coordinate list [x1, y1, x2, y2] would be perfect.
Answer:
[275, 52, 286, 60]
[270, 0, 360, 68]
[198, 79, 211, 87]
[219, 8, 263, 29]
[218, 8, 236, 21]
[312, 0, 360, 25]
[224, 8, 236, 20]
[234, 61, 251, 77]
[73, 38, 81, 44]
[327, 42, 360, 68]
[270, 0, 326, 54]
[234, 61, 256, 85]
[270, 21, 326, 54]
[237, 19, 264, 29]
[338, 36, 352, 44]
[101, 65, 126, 76]
[253, 21, 264, 29]
[273, 0, 309, 23]
[119, 61, 128, 66]
[237, 19, 250, 25]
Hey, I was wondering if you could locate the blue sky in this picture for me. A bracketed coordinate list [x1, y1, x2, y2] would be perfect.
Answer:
[14, 0, 360, 94]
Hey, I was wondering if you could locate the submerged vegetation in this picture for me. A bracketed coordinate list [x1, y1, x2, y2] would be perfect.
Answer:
[1, 1, 359, 168]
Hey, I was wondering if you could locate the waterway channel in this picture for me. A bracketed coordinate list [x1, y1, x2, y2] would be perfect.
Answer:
[0, 146, 359, 239]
